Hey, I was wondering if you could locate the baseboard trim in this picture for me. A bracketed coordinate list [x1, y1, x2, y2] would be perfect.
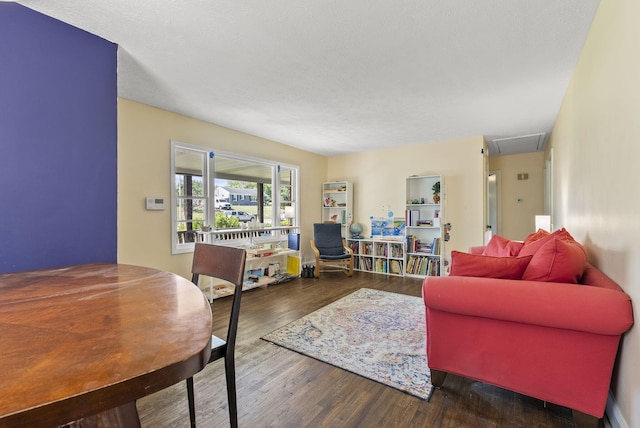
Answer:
[606, 390, 629, 428]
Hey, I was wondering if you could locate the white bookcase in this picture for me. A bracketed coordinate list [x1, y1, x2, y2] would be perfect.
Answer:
[405, 175, 445, 278]
[198, 248, 301, 301]
[243, 248, 300, 290]
[195, 229, 301, 301]
[322, 181, 353, 237]
[346, 238, 405, 276]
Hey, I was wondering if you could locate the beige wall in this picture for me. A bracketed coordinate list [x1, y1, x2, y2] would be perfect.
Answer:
[117, 99, 328, 279]
[119, 101, 486, 278]
[548, 0, 640, 425]
[489, 152, 545, 241]
[327, 136, 486, 267]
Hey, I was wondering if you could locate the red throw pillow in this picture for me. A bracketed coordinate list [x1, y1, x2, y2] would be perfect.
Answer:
[520, 229, 557, 257]
[556, 228, 588, 258]
[450, 251, 533, 280]
[523, 228, 550, 247]
[521, 237, 587, 283]
[520, 228, 587, 259]
[482, 235, 523, 257]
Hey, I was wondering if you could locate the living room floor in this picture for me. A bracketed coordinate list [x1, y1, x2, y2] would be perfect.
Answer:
[136, 271, 581, 427]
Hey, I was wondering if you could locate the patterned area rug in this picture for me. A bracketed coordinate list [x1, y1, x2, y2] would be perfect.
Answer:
[261, 288, 433, 400]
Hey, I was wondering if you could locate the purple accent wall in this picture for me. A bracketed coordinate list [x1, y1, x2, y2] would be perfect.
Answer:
[0, 3, 117, 273]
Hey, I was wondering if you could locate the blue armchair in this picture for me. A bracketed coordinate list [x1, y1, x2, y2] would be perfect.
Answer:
[310, 223, 354, 278]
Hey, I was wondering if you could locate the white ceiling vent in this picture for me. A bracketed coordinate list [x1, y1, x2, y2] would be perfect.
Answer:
[489, 133, 547, 156]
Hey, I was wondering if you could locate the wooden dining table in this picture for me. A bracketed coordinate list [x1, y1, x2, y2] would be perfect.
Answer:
[0, 263, 212, 427]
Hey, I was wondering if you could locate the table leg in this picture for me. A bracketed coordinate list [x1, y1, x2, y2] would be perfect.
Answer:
[63, 401, 140, 428]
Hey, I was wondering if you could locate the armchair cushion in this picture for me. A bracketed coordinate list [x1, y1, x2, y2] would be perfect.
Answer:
[313, 223, 345, 256]
[319, 253, 351, 260]
[450, 251, 532, 280]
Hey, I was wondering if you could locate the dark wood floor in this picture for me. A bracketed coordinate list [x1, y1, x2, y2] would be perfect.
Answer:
[137, 271, 580, 428]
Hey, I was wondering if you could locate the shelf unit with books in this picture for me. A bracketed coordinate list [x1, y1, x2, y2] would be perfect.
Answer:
[198, 245, 300, 301]
[322, 181, 353, 237]
[244, 248, 301, 291]
[405, 175, 445, 278]
[346, 238, 405, 276]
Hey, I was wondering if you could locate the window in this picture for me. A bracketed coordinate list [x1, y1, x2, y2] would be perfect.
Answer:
[171, 141, 213, 254]
[171, 141, 299, 254]
[279, 166, 297, 226]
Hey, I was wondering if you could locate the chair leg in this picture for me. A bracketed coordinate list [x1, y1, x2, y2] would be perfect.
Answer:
[224, 357, 239, 428]
[187, 377, 196, 428]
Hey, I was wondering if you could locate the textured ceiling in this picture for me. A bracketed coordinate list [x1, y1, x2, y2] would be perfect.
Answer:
[17, 0, 600, 156]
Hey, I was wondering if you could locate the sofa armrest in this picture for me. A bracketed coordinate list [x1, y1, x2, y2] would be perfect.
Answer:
[423, 276, 633, 335]
[468, 246, 486, 255]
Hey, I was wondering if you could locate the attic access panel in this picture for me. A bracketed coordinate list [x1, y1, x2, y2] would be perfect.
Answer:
[489, 133, 547, 156]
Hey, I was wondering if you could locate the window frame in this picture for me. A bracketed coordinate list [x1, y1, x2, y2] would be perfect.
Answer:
[170, 141, 299, 254]
[171, 140, 214, 254]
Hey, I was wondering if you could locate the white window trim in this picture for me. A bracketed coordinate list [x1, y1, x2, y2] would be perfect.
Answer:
[170, 141, 299, 254]
[171, 140, 214, 254]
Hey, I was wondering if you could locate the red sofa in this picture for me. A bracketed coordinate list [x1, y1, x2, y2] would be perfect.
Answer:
[422, 239, 633, 427]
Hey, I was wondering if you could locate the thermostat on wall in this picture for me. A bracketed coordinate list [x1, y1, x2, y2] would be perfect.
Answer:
[146, 197, 166, 211]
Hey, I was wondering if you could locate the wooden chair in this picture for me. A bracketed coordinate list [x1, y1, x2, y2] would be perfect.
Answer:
[187, 243, 247, 428]
[310, 223, 354, 278]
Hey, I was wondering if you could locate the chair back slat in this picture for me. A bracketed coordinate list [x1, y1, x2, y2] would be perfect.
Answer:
[191, 243, 246, 286]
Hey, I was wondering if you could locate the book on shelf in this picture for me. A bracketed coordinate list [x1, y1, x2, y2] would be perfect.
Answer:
[210, 284, 235, 297]
[390, 260, 403, 274]
[406, 235, 436, 255]
[431, 237, 441, 255]
[405, 209, 420, 226]
[417, 242, 433, 254]
[361, 257, 373, 271]
[406, 235, 417, 253]
[405, 255, 440, 276]
[390, 243, 403, 258]
[374, 242, 388, 257]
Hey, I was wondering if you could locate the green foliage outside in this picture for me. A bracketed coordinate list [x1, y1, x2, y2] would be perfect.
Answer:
[214, 211, 241, 228]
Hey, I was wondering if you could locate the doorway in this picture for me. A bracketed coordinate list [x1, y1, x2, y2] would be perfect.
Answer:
[487, 170, 501, 242]
[544, 148, 553, 225]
